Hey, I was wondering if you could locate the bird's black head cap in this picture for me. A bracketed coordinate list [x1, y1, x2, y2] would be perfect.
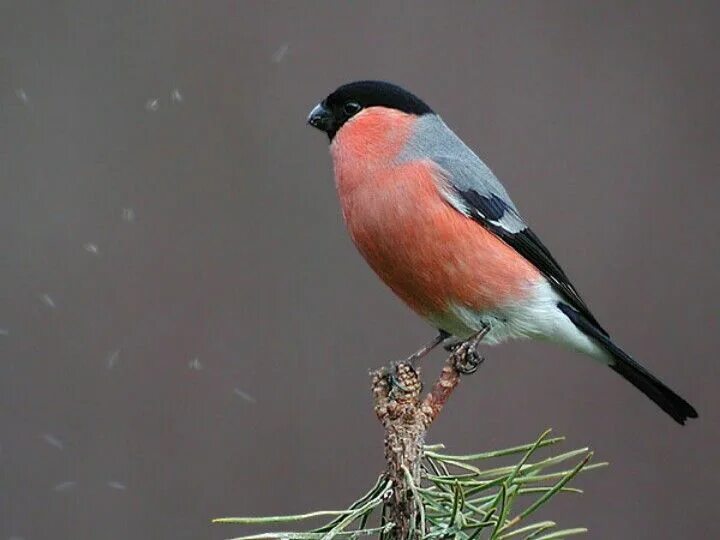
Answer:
[307, 80, 433, 140]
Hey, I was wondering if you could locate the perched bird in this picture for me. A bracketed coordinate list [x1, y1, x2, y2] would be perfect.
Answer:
[307, 80, 697, 425]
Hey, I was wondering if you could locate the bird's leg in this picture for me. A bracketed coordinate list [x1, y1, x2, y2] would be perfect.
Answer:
[389, 331, 451, 391]
[451, 324, 490, 375]
[406, 330, 450, 366]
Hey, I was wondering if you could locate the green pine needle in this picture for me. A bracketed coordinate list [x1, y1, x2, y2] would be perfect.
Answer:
[214, 430, 605, 539]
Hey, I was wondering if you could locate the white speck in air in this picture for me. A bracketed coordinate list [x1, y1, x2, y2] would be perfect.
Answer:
[15, 88, 29, 104]
[188, 357, 203, 371]
[233, 388, 257, 403]
[170, 88, 183, 103]
[0, 328, 8, 336]
[40, 294, 56, 309]
[42, 433, 64, 450]
[53, 481, 77, 492]
[83, 243, 99, 255]
[122, 207, 136, 222]
[106, 349, 121, 369]
[271, 43, 290, 63]
[145, 98, 160, 112]
[107, 481, 127, 491]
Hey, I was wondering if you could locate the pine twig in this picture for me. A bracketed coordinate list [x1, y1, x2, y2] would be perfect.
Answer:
[214, 345, 604, 540]
[372, 346, 472, 539]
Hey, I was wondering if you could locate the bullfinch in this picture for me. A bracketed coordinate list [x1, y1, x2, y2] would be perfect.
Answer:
[307, 80, 697, 425]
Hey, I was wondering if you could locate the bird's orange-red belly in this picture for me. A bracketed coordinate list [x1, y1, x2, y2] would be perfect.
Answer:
[338, 161, 541, 320]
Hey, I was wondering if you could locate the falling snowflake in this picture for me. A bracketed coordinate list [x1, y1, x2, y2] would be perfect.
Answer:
[40, 294, 56, 309]
[15, 88, 29, 104]
[83, 243, 99, 255]
[107, 481, 127, 491]
[106, 348, 121, 369]
[121, 207, 136, 222]
[53, 481, 77, 492]
[271, 43, 290, 63]
[170, 88, 183, 103]
[145, 98, 160, 112]
[42, 433, 64, 450]
[188, 357, 203, 371]
[233, 387, 257, 403]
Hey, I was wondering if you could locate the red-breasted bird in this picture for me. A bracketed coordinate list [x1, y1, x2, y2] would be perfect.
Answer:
[307, 80, 697, 425]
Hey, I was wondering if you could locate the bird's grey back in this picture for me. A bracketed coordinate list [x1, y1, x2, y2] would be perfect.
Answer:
[397, 114, 526, 232]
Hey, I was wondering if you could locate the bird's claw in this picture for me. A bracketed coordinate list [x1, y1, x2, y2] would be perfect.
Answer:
[453, 347, 484, 375]
[388, 360, 419, 393]
[451, 325, 489, 375]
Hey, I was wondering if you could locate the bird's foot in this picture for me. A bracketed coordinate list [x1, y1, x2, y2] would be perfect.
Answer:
[388, 359, 418, 392]
[452, 344, 484, 374]
[386, 331, 451, 393]
[450, 325, 490, 375]
[385, 360, 424, 397]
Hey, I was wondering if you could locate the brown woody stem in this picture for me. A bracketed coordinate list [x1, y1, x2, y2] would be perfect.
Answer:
[371, 346, 473, 539]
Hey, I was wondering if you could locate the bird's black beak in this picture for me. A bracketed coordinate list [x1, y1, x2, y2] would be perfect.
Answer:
[307, 102, 334, 134]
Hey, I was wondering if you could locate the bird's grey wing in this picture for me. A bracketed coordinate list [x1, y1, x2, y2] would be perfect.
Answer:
[405, 117, 606, 335]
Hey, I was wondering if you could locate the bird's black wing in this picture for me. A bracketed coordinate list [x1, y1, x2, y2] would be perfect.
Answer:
[452, 186, 608, 336]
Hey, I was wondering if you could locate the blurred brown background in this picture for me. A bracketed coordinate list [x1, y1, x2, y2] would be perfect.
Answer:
[0, 1, 718, 538]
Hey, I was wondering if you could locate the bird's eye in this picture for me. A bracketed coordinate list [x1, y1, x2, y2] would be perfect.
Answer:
[343, 101, 362, 116]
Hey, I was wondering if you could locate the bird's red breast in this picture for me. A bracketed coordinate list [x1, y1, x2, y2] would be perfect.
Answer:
[331, 107, 541, 321]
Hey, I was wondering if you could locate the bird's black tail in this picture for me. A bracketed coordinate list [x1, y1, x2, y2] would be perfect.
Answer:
[558, 302, 698, 425]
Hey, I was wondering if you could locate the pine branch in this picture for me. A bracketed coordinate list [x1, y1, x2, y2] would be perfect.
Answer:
[214, 346, 605, 539]
[371, 345, 477, 539]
